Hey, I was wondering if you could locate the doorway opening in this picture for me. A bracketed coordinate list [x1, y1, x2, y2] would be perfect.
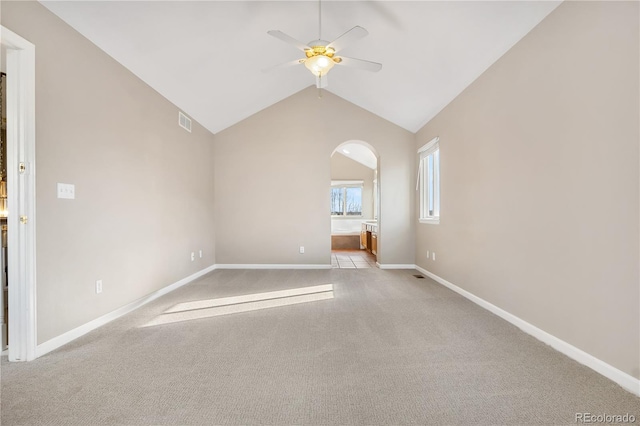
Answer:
[330, 141, 379, 268]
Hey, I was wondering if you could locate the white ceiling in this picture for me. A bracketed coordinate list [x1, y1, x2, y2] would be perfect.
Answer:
[40, 1, 561, 135]
[335, 143, 377, 169]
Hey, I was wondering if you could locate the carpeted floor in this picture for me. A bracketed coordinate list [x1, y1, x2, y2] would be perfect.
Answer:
[1, 268, 638, 425]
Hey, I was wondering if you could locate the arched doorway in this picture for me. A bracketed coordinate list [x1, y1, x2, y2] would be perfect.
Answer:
[330, 141, 379, 269]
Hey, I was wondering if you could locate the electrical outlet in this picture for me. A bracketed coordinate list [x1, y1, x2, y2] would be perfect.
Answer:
[190, 252, 195, 262]
[96, 280, 103, 294]
[299, 246, 305, 254]
[432, 252, 436, 261]
[199, 250, 203, 258]
[426, 250, 430, 259]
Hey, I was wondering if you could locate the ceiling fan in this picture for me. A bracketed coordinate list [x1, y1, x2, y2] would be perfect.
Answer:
[264, 1, 382, 89]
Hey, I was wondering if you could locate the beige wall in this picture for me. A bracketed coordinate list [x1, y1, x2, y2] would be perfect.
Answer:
[1, 2, 216, 344]
[331, 153, 375, 219]
[214, 87, 415, 266]
[416, 1, 639, 379]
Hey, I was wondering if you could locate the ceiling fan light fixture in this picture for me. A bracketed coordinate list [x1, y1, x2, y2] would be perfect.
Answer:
[266, 23, 381, 87]
[304, 54, 335, 77]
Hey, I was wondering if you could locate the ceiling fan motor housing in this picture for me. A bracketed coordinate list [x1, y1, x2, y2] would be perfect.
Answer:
[305, 40, 335, 58]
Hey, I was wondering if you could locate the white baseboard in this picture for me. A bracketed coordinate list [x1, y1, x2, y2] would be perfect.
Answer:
[414, 265, 640, 397]
[215, 264, 332, 270]
[36, 264, 217, 358]
[376, 263, 417, 270]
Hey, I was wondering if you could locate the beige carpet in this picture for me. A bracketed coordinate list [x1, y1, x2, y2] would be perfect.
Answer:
[1, 268, 638, 425]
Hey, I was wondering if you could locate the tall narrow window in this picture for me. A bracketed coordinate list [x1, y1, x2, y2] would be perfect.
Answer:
[418, 137, 440, 223]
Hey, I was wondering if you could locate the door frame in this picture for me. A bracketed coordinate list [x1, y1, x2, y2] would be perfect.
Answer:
[2, 25, 37, 361]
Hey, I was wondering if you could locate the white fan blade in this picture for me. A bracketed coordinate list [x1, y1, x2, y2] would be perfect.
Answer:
[267, 30, 310, 52]
[316, 74, 328, 89]
[262, 59, 304, 74]
[326, 26, 368, 52]
[336, 56, 382, 72]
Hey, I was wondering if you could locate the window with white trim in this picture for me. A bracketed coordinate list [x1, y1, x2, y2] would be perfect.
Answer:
[331, 180, 363, 216]
[417, 137, 440, 223]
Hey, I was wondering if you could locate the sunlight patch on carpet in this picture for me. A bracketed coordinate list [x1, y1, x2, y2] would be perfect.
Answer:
[141, 284, 334, 327]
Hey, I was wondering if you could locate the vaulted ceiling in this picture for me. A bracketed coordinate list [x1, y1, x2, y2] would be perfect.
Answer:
[41, 1, 561, 134]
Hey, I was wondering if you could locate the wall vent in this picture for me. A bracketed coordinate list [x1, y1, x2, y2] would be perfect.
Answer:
[178, 111, 192, 133]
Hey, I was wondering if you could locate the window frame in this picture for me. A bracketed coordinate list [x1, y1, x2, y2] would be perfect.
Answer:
[331, 180, 364, 217]
[417, 137, 440, 224]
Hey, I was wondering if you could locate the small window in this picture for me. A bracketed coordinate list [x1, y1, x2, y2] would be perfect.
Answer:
[417, 137, 440, 224]
[331, 181, 363, 216]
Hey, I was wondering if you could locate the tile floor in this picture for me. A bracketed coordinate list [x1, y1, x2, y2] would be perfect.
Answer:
[331, 249, 378, 269]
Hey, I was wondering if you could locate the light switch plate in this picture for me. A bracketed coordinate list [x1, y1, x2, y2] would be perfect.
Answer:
[57, 183, 75, 199]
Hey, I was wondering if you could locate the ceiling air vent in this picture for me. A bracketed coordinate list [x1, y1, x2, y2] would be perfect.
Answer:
[178, 111, 192, 133]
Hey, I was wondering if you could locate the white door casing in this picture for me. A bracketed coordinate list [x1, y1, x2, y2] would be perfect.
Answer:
[1, 25, 37, 361]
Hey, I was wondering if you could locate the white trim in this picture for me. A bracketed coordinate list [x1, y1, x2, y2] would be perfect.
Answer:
[215, 264, 332, 270]
[419, 218, 440, 225]
[331, 180, 363, 187]
[35, 265, 216, 358]
[418, 136, 439, 154]
[376, 263, 417, 270]
[2, 26, 37, 362]
[414, 265, 640, 397]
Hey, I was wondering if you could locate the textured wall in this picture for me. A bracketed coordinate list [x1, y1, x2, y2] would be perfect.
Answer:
[1, 2, 216, 344]
[416, 1, 639, 378]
